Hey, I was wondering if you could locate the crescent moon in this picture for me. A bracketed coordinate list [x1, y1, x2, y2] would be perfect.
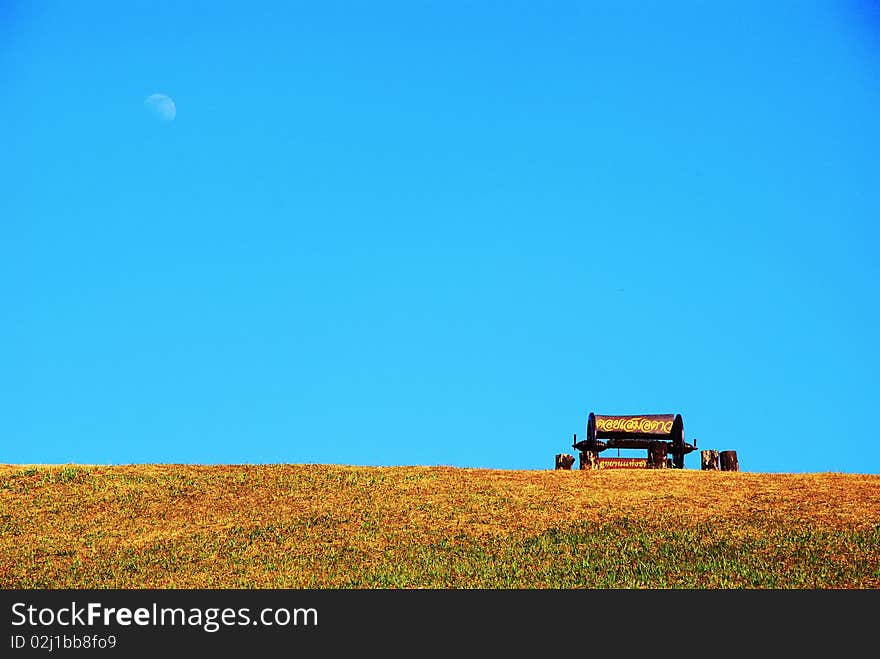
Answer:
[144, 93, 176, 122]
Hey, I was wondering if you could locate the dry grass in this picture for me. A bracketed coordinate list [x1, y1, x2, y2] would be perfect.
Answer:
[1, 464, 878, 588]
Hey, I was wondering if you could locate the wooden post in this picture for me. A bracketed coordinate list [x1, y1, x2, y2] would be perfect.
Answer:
[720, 450, 739, 472]
[555, 454, 575, 470]
[647, 441, 668, 468]
[579, 450, 600, 470]
[701, 450, 720, 471]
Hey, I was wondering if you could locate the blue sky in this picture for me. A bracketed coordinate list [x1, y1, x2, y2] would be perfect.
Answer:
[2, 1, 879, 473]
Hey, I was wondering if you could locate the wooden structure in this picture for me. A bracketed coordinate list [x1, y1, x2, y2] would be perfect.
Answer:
[701, 450, 720, 470]
[555, 454, 575, 470]
[720, 450, 739, 472]
[572, 412, 697, 469]
[647, 440, 669, 468]
[579, 449, 600, 470]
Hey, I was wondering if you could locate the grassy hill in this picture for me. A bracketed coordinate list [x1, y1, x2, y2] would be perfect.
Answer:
[1, 464, 878, 588]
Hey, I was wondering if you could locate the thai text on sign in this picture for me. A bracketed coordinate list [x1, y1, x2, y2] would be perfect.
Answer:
[597, 458, 649, 469]
[595, 415, 674, 435]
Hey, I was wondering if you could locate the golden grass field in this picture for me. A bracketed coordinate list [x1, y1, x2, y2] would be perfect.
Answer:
[1, 464, 878, 588]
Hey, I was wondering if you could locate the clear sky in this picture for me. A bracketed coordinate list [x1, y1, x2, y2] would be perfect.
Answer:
[3, 1, 879, 473]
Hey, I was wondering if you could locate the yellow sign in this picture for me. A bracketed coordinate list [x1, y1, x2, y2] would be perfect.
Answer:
[597, 458, 648, 469]
[595, 415, 673, 435]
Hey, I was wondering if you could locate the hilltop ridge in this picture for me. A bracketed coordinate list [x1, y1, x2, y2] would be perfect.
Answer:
[1, 464, 878, 588]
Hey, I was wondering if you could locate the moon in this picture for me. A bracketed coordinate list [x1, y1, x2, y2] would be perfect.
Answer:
[144, 93, 176, 122]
